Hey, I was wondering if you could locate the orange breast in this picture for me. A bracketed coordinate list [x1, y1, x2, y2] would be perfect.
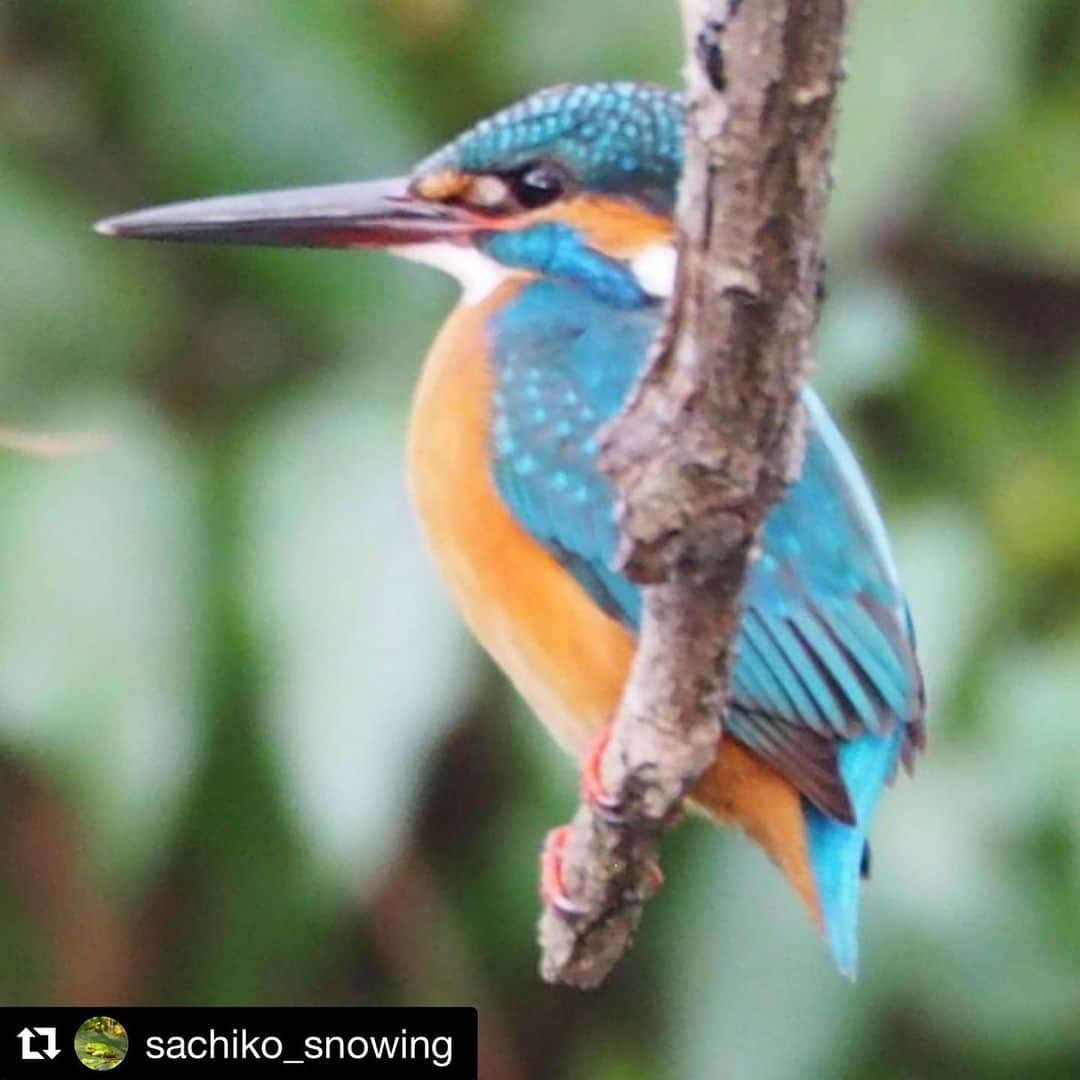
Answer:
[405, 282, 819, 921]
[406, 279, 632, 752]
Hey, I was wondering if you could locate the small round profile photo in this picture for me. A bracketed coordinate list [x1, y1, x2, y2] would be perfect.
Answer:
[75, 1016, 129, 1071]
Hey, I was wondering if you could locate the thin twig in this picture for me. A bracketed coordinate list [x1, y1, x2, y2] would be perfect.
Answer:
[538, 0, 850, 988]
[0, 426, 113, 458]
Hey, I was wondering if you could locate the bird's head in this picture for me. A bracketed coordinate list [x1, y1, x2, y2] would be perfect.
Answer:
[96, 82, 682, 307]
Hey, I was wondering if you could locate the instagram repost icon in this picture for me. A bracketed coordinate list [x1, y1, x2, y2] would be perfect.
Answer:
[75, 1017, 128, 1071]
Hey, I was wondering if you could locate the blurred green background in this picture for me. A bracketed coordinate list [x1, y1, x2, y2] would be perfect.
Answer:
[1, 1, 1079, 1077]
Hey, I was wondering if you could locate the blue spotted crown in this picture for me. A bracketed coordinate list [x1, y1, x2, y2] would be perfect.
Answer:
[416, 82, 683, 212]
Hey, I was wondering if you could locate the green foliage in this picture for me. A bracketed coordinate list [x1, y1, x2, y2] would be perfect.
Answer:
[1, 1, 1078, 1076]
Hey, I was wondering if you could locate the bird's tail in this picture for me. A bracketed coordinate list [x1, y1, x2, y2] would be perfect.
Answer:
[694, 731, 905, 978]
[803, 729, 905, 978]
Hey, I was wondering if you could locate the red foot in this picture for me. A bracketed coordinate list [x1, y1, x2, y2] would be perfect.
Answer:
[540, 824, 664, 913]
[648, 863, 665, 894]
[580, 725, 685, 829]
[540, 825, 587, 916]
[581, 724, 622, 820]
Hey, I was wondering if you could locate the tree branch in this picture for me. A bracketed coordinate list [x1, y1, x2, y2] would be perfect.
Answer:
[537, 0, 850, 988]
[0, 426, 113, 458]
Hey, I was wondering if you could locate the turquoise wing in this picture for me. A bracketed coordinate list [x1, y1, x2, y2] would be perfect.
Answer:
[487, 281, 924, 820]
[488, 279, 924, 976]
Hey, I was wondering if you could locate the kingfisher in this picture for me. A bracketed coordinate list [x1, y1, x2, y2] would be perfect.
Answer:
[96, 81, 925, 977]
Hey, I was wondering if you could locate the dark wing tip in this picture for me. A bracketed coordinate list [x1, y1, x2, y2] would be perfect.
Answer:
[800, 755, 858, 826]
[732, 710, 857, 826]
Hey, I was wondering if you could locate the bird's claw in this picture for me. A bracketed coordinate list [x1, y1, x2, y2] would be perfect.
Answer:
[539, 825, 589, 917]
[645, 861, 664, 895]
[581, 724, 625, 823]
[541, 819, 665, 916]
[581, 725, 686, 829]
[542, 726, 670, 916]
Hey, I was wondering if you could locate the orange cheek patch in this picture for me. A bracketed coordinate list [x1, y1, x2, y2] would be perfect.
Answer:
[526, 195, 673, 259]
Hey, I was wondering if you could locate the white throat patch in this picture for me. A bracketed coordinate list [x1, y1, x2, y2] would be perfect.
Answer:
[391, 242, 514, 306]
[394, 238, 678, 306]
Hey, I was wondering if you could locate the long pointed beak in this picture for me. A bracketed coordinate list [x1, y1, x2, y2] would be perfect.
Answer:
[94, 176, 477, 249]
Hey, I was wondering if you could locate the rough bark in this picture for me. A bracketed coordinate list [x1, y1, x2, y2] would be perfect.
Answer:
[537, 0, 850, 988]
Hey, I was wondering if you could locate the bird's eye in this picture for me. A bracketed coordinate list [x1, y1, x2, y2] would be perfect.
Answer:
[510, 163, 567, 209]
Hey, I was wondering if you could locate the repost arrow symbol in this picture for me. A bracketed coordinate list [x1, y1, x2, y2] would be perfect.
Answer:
[17, 1027, 43, 1060]
[37, 1027, 60, 1060]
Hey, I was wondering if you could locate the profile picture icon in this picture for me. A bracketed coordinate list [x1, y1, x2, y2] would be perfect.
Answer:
[75, 1016, 129, 1071]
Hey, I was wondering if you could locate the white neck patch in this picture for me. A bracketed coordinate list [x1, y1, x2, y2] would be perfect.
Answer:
[629, 242, 677, 300]
[393, 237, 678, 306]
[391, 242, 514, 306]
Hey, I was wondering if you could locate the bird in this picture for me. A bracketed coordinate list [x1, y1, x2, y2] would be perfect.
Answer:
[96, 80, 925, 977]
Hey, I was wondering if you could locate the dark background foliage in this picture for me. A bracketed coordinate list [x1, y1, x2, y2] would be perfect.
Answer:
[1, 2, 1078, 1077]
